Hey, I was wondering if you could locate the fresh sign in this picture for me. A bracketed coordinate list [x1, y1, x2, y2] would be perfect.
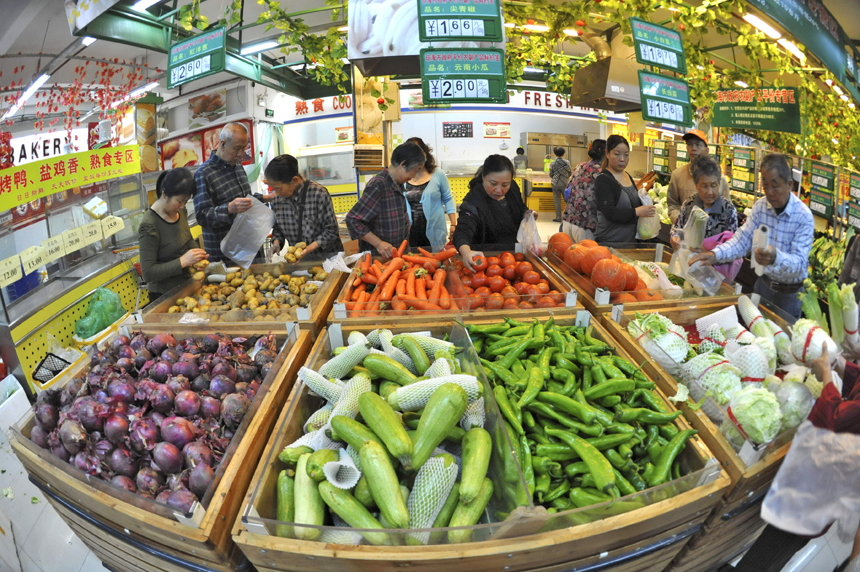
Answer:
[638, 71, 692, 127]
[630, 18, 687, 75]
[168, 28, 226, 90]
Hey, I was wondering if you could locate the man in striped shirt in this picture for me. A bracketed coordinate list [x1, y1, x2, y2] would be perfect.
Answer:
[690, 153, 813, 317]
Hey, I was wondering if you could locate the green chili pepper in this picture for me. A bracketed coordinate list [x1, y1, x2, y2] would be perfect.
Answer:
[573, 390, 615, 426]
[641, 463, 655, 483]
[517, 367, 545, 408]
[520, 434, 535, 497]
[494, 386, 525, 435]
[599, 360, 625, 380]
[590, 365, 607, 385]
[568, 487, 610, 508]
[528, 404, 604, 437]
[574, 344, 594, 367]
[618, 408, 682, 425]
[545, 428, 616, 498]
[672, 459, 682, 481]
[583, 432, 639, 451]
[623, 468, 646, 492]
[584, 326, 601, 346]
[527, 430, 551, 445]
[486, 337, 522, 355]
[522, 410, 536, 429]
[550, 497, 572, 510]
[647, 429, 696, 487]
[531, 456, 562, 477]
[640, 390, 671, 413]
[645, 425, 660, 448]
[548, 329, 566, 350]
[511, 360, 526, 377]
[583, 379, 636, 400]
[635, 380, 656, 390]
[555, 355, 582, 375]
[536, 391, 599, 425]
[534, 443, 579, 462]
[582, 367, 593, 391]
[506, 318, 532, 327]
[500, 338, 540, 370]
[647, 442, 664, 465]
[543, 478, 571, 502]
[481, 359, 519, 387]
[535, 473, 551, 501]
[605, 448, 628, 470]
[656, 436, 669, 447]
[563, 462, 589, 479]
[544, 317, 555, 331]
[626, 389, 645, 407]
[503, 325, 532, 338]
[597, 395, 622, 408]
[618, 443, 634, 459]
[659, 423, 680, 440]
[612, 468, 636, 497]
[538, 347, 557, 380]
[532, 318, 545, 340]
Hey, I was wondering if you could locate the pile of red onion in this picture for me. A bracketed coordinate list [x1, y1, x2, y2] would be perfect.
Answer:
[30, 332, 279, 513]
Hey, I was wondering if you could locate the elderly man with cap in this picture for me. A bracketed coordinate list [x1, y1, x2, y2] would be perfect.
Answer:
[667, 129, 730, 223]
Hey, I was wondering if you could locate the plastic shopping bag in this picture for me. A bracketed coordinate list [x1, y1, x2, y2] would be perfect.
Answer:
[220, 196, 275, 268]
[636, 191, 661, 240]
[517, 211, 543, 256]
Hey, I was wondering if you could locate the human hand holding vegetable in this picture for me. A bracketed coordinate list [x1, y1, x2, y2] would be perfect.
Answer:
[180, 249, 208, 268]
[809, 343, 837, 383]
[458, 246, 486, 272]
[670, 236, 681, 250]
[688, 251, 716, 267]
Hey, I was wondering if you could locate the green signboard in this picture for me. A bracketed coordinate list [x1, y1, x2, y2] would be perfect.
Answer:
[168, 27, 226, 90]
[810, 161, 836, 192]
[849, 172, 860, 201]
[848, 201, 860, 231]
[421, 48, 507, 104]
[676, 148, 688, 161]
[652, 155, 670, 174]
[630, 18, 687, 75]
[809, 188, 834, 219]
[638, 71, 692, 127]
[732, 148, 755, 169]
[418, 0, 504, 42]
[730, 169, 755, 193]
[653, 145, 667, 157]
[711, 87, 801, 134]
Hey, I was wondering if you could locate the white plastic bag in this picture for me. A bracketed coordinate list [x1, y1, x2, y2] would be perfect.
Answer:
[517, 211, 543, 256]
[636, 191, 661, 240]
[219, 196, 275, 268]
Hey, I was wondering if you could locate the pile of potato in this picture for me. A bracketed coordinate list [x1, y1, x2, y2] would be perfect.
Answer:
[283, 241, 308, 263]
[166, 267, 329, 322]
[191, 259, 210, 281]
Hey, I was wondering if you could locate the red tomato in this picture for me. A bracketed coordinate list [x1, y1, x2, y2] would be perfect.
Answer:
[488, 276, 506, 292]
[514, 282, 531, 295]
[514, 252, 525, 262]
[475, 286, 492, 299]
[486, 264, 503, 278]
[523, 271, 541, 285]
[501, 285, 519, 300]
[502, 265, 517, 281]
[516, 261, 534, 278]
[500, 253, 516, 267]
[471, 272, 488, 288]
[526, 284, 543, 304]
[468, 293, 484, 309]
[547, 289, 563, 304]
[487, 256, 501, 267]
[536, 296, 557, 308]
[463, 286, 474, 295]
[460, 275, 473, 288]
[518, 300, 534, 309]
[503, 298, 520, 309]
[536, 282, 550, 294]
[486, 293, 504, 310]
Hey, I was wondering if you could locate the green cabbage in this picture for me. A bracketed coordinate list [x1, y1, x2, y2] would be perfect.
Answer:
[775, 381, 814, 432]
[727, 385, 782, 445]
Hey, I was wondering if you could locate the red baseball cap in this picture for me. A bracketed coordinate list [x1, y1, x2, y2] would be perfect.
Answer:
[682, 129, 708, 145]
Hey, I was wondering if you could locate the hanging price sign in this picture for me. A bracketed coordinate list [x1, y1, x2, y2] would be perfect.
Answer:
[418, 0, 504, 42]
[20, 246, 46, 275]
[0, 255, 22, 288]
[810, 161, 836, 191]
[63, 227, 84, 253]
[652, 142, 667, 157]
[168, 28, 226, 90]
[848, 171, 860, 201]
[638, 71, 692, 127]
[630, 18, 687, 75]
[101, 215, 125, 238]
[82, 220, 104, 246]
[848, 202, 860, 231]
[676, 148, 688, 161]
[42, 235, 66, 264]
[421, 48, 507, 104]
[809, 187, 834, 219]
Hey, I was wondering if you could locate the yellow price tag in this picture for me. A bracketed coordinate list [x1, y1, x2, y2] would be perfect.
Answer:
[82, 220, 104, 245]
[63, 227, 84, 253]
[102, 216, 125, 238]
[20, 246, 46, 275]
[42, 235, 66, 264]
[0, 254, 22, 288]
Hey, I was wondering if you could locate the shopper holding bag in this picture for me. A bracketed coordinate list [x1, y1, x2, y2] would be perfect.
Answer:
[593, 135, 655, 244]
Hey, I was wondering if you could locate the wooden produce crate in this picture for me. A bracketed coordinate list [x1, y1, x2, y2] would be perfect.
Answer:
[9, 324, 312, 571]
[601, 300, 796, 525]
[231, 317, 731, 572]
[143, 260, 345, 339]
[541, 244, 739, 317]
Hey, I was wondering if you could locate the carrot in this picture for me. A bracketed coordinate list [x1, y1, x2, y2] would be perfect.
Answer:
[433, 248, 457, 261]
[370, 264, 383, 279]
[376, 257, 404, 287]
[439, 285, 451, 309]
[397, 240, 408, 257]
[405, 272, 416, 297]
[416, 279, 427, 300]
[401, 296, 444, 311]
[380, 269, 401, 301]
[353, 274, 362, 287]
[424, 274, 434, 289]
[352, 291, 369, 317]
[402, 255, 441, 270]
[418, 247, 434, 258]
[429, 269, 446, 302]
[395, 278, 406, 297]
[351, 283, 367, 301]
[361, 273, 378, 285]
[360, 253, 371, 275]
[391, 295, 408, 312]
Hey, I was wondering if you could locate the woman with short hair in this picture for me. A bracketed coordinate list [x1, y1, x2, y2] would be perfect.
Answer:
[403, 137, 457, 251]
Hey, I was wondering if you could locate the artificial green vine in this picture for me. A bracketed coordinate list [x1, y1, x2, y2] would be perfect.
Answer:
[178, 0, 208, 31]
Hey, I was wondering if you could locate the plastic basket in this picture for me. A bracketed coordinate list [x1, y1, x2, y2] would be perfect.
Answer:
[32, 353, 71, 384]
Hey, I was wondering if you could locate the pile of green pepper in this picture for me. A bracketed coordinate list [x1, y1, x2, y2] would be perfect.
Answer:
[465, 317, 698, 514]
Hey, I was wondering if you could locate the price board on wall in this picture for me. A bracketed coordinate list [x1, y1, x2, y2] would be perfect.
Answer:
[630, 18, 687, 75]
[730, 148, 756, 194]
[652, 142, 670, 174]
[848, 201, 860, 231]
[638, 71, 692, 127]
[845, 170, 860, 231]
[809, 188, 834, 219]
[418, 0, 504, 42]
[850, 172, 860, 202]
[421, 48, 507, 104]
[168, 27, 226, 90]
[809, 161, 836, 220]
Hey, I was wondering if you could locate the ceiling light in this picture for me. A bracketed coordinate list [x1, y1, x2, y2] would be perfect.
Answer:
[562, 29, 579, 36]
[523, 24, 550, 32]
[2, 73, 50, 120]
[132, 0, 163, 12]
[504, 22, 515, 28]
[777, 39, 805, 63]
[337, 26, 348, 32]
[735, 80, 748, 88]
[833, 85, 844, 96]
[240, 39, 280, 55]
[82, 37, 97, 46]
[841, 95, 850, 101]
[742, 14, 781, 39]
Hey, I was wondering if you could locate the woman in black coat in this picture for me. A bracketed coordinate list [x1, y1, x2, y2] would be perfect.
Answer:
[453, 154, 532, 271]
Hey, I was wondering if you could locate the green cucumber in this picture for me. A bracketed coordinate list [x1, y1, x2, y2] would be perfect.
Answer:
[318, 482, 390, 545]
[363, 354, 417, 385]
[447, 478, 493, 543]
[294, 454, 325, 540]
[306, 449, 338, 482]
[428, 483, 460, 544]
[354, 475, 376, 510]
[358, 393, 413, 465]
[275, 470, 295, 538]
[278, 445, 312, 467]
[380, 381, 400, 401]
[410, 383, 469, 471]
[402, 336, 431, 375]
[460, 428, 492, 505]
[329, 415, 387, 454]
[360, 440, 410, 529]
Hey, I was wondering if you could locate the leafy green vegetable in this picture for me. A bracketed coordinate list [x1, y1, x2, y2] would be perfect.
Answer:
[727, 386, 782, 445]
[800, 285, 829, 335]
[828, 282, 845, 346]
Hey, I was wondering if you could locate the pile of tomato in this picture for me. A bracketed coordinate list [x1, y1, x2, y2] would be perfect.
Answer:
[451, 251, 567, 310]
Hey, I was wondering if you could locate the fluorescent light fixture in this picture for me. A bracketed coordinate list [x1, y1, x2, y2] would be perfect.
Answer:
[82, 36, 97, 46]
[110, 81, 158, 108]
[132, 0, 162, 12]
[825, 78, 833, 86]
[735, 80, 748, 88]
[523, 24, 550, 32]
[2, 73, 50, 119]
[777, 39, 805, 63]
[562, 29, 579, 36]
[337, 26, 348, 32]
[504, 22, 515, 28]
[841, 95, 850, 101]
[240, 39, 280, 55]
[833, 85, 844, 95]
[743, 14, 781, 39]
[524, 67, 544, 74]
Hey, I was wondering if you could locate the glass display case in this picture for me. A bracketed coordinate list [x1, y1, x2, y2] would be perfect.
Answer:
[441, 160, 483, 177]
[296, 144, 354, 187]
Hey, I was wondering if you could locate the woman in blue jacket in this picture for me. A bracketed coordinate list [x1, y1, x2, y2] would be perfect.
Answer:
[404, 137, 457, 251]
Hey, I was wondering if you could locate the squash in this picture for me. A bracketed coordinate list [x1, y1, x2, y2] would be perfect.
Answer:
[620, 264, 639, 291]
[548, 233, 573, 257]
[636, 278, 649, 291]
[610, 292, 638, 304]
[635, 289, 664, 302]
[581, 246, 612, 277]
[578, 239, 599, 248]
[563, 245, 589, 273]
[591, 258, 627, 292]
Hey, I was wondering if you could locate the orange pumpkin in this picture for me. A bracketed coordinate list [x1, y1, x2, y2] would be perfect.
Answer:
[620, 264, 639, 291]
[563, 245, 589, 273]
[581, 246, 612, 277]
[636, 278, 649, 291]
[635, 289, 664, 302]
[548, 233, 573, 257]
[611, 292, 638, 304]
[591, 258, 627, 291]
[578, 239, 599, 248]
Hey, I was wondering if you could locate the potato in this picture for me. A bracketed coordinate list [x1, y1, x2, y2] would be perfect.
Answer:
[279, 274, 290, 283]
[228, 290, 246, 308]
[267, 300, 280, 310]
[287, 294, 300, 306]
[261, 278, 273, 291]
[252, 307, 266, 317]
[256, 292, 267, 303]
[287, 246, 296, 254]
[184, 298, 197, 310]
[271, 279, 281, 289]
[199, 305, 210, 312]
[230, 278, 244, 288]
[314, 272, 329, 281]
[295, 249, 304, 258]
[304, 283, 319, 295]
[295, 242, 307, 249]
[248, 297, 259, 310]
[245, 288, 257, 300]
[209, 314, 221, 322]
[286, 253, 297, 263]
[288, 282, 300, 295]
[299, 294, 309, 307]
[226, 272, 235, 282]
[279, 310, 292, 319]
[276, 293, 287, 304]
[310, 266, 324, 276]
[263, 314, 277, 321]
[168, 306, 181, 313]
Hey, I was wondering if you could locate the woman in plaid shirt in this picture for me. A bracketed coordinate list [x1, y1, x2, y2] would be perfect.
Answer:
[264, 155, 340, 256]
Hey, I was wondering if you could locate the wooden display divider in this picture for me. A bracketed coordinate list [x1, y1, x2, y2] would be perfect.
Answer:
[231, 315, 730, 572]
[328, 249, 582, 329]
[541, 246, 739, 317]
[143, 261, 346, 339]
[9, 324, 313, 571]
[599, 302, 796, 572]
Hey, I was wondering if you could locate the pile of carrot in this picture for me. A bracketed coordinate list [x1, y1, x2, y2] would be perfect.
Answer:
[345, 242, 459, 317]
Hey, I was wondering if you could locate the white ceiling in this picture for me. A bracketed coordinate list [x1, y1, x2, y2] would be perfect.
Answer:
[824, 0, 860, 41]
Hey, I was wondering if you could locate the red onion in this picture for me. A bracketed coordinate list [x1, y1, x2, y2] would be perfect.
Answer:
[129, 334, 148, 351]
[166, 376, 191, 395]
[208, 375, 235, 398]
[221, 393, 250, 429]
[91, 351, 106, 367]
[74, 452, 101, 476]
[110, 335, 131, 353]
[210, 362, 236, 382]
[129, 418, 159, 452]
[201, 334, 221, 354]
[116, 358, 135, 372]
[108, 379, 135, 403]
[174, 390, 201, 417]
[104, 414, 129, 445]
[260, 362, 274, 380]
[160, 417, 196, 449]
[134, 349, 153, 371]
[189, 463, 215, 499]
[235, 364, 257, 384]
[182, 441, 212, 469]
[172, 360, 198, 380]
[110, 446, 138, 477]
[199, 396, 220, 418]
[148, 411, 166, 427]
[77, 399, 108, 432]
[116, 345, 136, 361]
[179, 352, 198, 364]
[152, 442, 184, 474]
[135, 466, 164, 496]
[234, 382, 248, 395]
[30, 425, 49, 448]
[155, 490, 171, 504]
[160, 348, 180, 364]
[111, 475, 136, 493]
[147, 333, 176, 355]
[111, 401, 129, 416]
[92, 389, 110, 404]
[167, 486, 197, 513]
[150, 362, 172, 384]
[166, 472, 188, 490]
[37, 387, 62, 406]
[51, 444, 71, 462]
[93, 439, 114, 462]
[191, 374, 210, 392]
[253, 349, 277, 369]
[59, 419, 87, 455]
[34, 402, 59, 431]
[150, 384, 175, 414]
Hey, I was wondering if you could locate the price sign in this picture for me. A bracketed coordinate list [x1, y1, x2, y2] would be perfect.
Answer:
[167, 28, 226, 90]
[0, 255, 22, 288]
[631, 18, 687, 75]
[102, 215, 125, 238]
[638, 71, 692, 127]
[421, 48, 507, 104]
[418, 0, 503, 43]
[653, 156, 670, 174]
[676, 148, 688, 161]
[63, 227, 84, 253]
[653, 144, 667, 157]
[850, 172, 860, 201]
[810, 161, 836, 192]
[848, 202, 860, 231]
[82, 220, 103, 245]
[20, 246, 46, 275]
[809, 187, 834, 220]
[41, 235, 66, 264]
